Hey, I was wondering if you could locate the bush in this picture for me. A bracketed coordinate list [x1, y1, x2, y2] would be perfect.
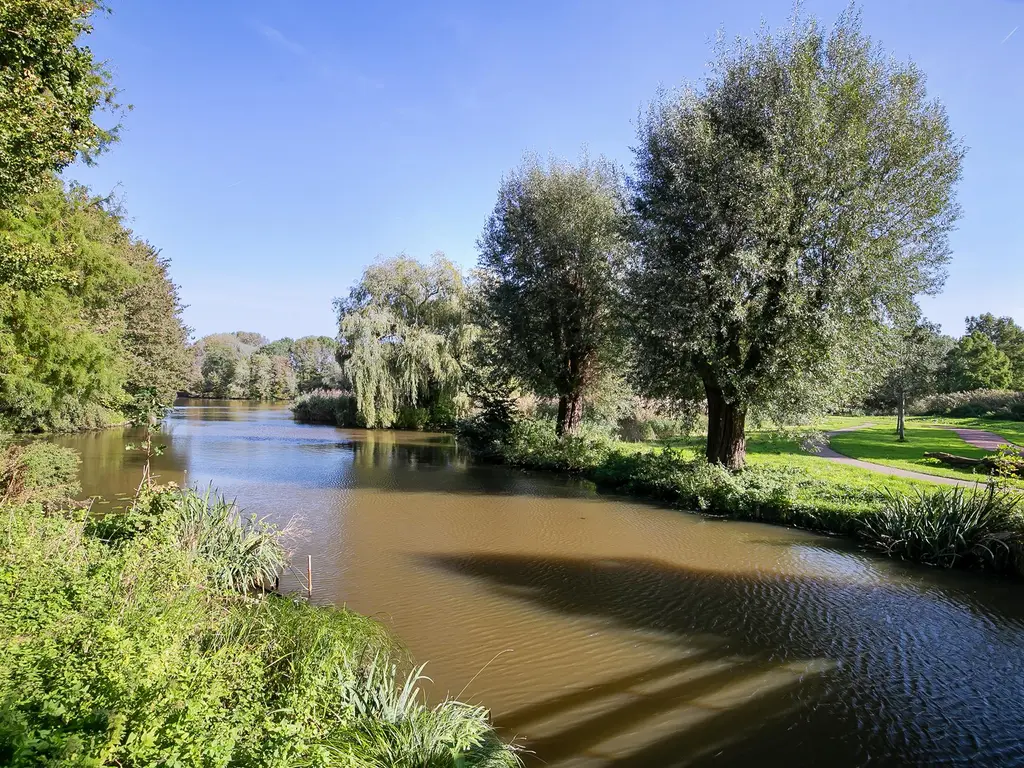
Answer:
[910, 389, 1024, 420]
[0, 441, 80, 509]
[590, 450, 798, 519]
[860, 485, 1024, 572]
[0, 486, 519, 766]
[293, 389, 462, 431]
[499, 418, 615, 472]
[292, 388, 360, 426]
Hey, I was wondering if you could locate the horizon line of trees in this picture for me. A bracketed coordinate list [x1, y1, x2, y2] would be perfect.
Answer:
[187, 332, 346, 400]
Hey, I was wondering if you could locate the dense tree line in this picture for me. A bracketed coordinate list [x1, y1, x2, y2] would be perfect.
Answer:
[0, 0, 190, 431]
[188, 332, 345, 400]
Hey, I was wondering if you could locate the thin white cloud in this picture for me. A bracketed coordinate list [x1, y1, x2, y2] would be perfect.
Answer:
[1001, 26, 1018, 44]
[250, 20, 383, 91]
[254, 22, 308, 59]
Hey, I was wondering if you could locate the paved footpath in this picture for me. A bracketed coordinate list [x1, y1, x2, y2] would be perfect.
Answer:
[809, 423, 982, 487]
[933, 425, 1019, 452]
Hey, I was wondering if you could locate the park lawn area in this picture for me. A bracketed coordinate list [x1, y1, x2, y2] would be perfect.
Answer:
[911, 416, 1024, 447]
[620, 425, 949, 518]
[827, 422, 1021, 485]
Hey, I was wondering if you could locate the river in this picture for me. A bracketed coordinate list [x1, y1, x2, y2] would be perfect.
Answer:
[51, 401, 1024, 767]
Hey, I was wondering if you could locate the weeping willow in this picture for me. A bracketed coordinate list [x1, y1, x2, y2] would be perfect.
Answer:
[336, 253, 474, 427]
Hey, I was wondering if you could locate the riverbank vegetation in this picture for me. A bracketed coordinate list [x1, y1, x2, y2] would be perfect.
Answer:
[294, 9, 1024, 579]
[0, 2, 190, 433]
[0, 441, 519, 767]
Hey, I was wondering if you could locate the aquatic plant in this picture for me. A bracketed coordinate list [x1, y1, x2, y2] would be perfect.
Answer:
[860, 485, 1023, 570]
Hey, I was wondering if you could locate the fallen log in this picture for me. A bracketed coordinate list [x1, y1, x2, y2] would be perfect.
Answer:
[923, 452, 1024, 477]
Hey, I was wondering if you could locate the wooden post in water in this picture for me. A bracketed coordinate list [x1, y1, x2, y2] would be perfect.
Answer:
[306, 555, 313, 599]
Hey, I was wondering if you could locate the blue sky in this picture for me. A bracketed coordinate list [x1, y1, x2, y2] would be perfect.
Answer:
[70, 0, 1023, 341]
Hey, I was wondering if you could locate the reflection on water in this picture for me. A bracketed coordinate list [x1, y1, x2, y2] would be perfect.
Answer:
[51, 401, 1024, 767]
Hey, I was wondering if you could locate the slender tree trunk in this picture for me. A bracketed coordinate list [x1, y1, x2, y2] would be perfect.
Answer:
[705, 382, 747, 470]
[556, 391, 584, 437]
[897, 390, 906, 442]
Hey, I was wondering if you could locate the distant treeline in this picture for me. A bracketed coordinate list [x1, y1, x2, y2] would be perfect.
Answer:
[185, 333, 346, 400]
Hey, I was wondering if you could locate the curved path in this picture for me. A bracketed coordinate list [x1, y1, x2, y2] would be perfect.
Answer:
[933, 425, 1019, 451]
[810, 423, 980, 487]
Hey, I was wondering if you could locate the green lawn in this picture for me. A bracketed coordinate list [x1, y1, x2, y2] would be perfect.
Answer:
[828, 423, 997, 483]
[631, 413, 1024, 490]
[914, 416, 1024, 446]
[618, 424, 949, 517]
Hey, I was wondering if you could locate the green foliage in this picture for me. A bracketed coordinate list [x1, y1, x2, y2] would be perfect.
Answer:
[0, 484, 519, 767]
[629, 8, 964, 467]
[910, 390, 1024, 420]
[965, 313, 1024, 389]
[335, 254, 472, 428]
[941, 331, 1014, 392]
[120, 243, 192, 407]
[478, 155, 629, 436]
[0, 182, 189, 432]
[292, 388, 361, 426]
[0, 0, 120, 209]
[0, 441, 80, 508]
[868, 321, 953, 409]
[151, 486, 289, 592]
[463, 414, 1024, 574]
[290, 335, 346, 393]
[861, 486, 1023, 571]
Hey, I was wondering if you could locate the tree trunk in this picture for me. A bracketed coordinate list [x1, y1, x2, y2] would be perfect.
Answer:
[896, 390, 906, 442]
[556, 391, 584, 437]
[705, 383, 747, 470]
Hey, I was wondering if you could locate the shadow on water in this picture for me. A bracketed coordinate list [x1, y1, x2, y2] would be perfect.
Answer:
[424, 552, 1024, 767]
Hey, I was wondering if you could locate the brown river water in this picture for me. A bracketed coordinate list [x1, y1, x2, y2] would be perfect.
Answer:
[52, 401, 1024, 767]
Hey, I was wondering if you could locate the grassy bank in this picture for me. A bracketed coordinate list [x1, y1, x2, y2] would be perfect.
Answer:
[459, 416, 1024, 577]
[0, 443, 519, 767]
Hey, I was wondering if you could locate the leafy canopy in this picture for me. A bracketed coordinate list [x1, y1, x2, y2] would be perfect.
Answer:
[0, 0, 121, 208]
[477, 155, 630, 434]
[334, 254, 472, 427]
[965, 313, 1024, 389]
[942, 331, 1014, 392]
[0, 182, 190, 431]
[629, 8, 964, 435]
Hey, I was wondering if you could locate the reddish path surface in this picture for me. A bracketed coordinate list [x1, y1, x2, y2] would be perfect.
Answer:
[934, 426, 1019, 452]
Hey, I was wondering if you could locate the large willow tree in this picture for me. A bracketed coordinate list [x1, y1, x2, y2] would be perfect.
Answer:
[335, 254, 471, 427]
[629, 10, 964, 468]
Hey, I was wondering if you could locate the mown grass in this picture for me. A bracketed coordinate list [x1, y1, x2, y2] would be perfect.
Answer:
[828, 423, 994, 483]
[920, 416, 1024, 447]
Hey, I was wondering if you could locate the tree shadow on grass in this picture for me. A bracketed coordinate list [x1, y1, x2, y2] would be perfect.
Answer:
[423, 553, 1024, 767]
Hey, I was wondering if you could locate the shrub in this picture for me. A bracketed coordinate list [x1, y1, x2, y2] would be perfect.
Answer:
[0, 441, 80, 509]
[394, 406, 431, 431]
[0, 488, 519, 767]
[590, 450, 798, 519]
[910, 389, 1024, 420]
[860, 485, 1024, 572]
[498, 418, 615, 472]
[292, 388, 360, 426]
